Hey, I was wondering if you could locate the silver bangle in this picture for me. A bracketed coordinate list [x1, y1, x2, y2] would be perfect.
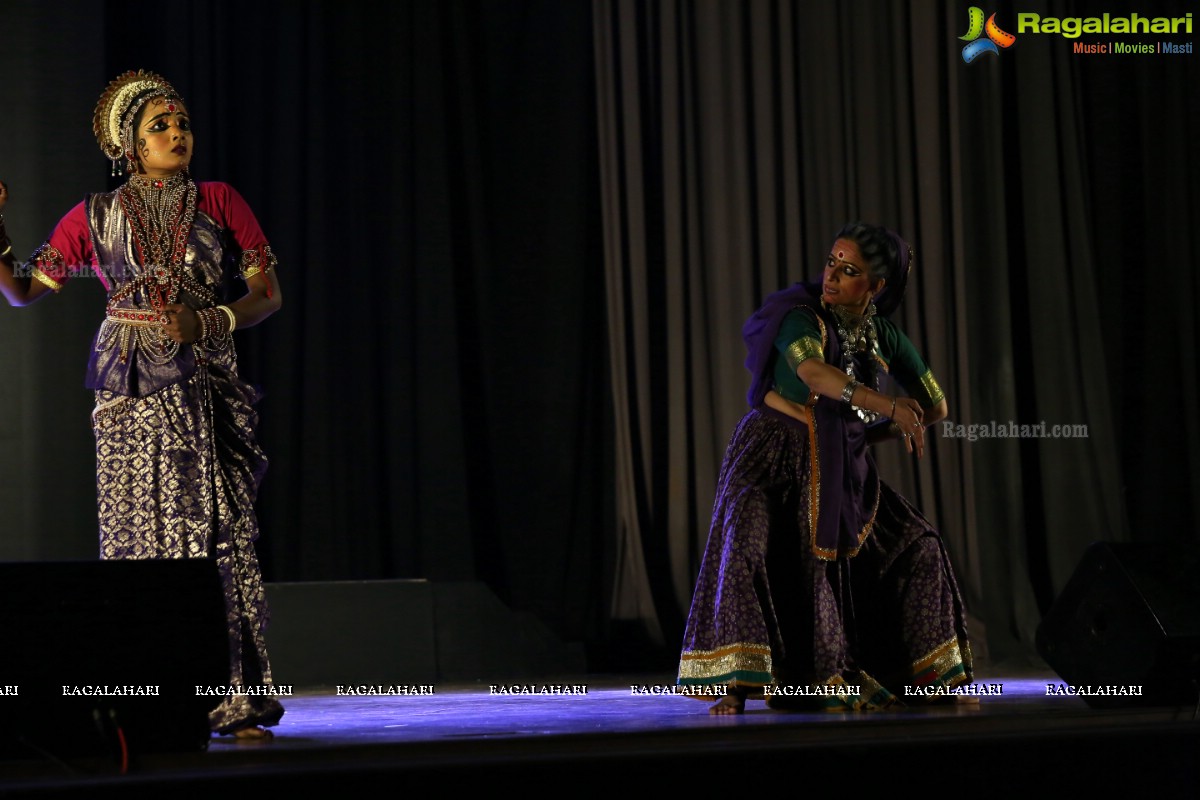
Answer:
[841, 379, 860, 404]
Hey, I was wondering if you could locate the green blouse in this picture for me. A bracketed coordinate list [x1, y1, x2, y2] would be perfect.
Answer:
[772, 306, 945, 409]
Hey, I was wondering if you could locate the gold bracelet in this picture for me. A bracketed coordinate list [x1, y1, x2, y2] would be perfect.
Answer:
[217, 304, 237, 333]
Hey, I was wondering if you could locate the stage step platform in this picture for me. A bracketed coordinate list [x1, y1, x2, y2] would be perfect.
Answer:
[264, 580, 587, 688]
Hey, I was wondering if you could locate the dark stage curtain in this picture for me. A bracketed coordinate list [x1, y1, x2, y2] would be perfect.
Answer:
[593, 0, 1198, 667]
[1, 0, 1196, 671]
[0, 1, 612, 650]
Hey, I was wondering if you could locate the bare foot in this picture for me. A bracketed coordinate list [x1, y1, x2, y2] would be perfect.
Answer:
[230, 725, 274, 740]
[710, 688, 747, 715]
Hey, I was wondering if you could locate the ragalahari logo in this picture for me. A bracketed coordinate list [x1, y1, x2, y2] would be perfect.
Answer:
[960, 7, 1017, 62]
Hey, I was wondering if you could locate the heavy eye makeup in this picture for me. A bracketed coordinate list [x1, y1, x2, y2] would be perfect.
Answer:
[825, 256, 861, 277]
[145, 115, 191, 133]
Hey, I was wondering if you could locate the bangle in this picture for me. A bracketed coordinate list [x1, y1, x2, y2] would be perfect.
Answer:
[196, 307, 229, 342]
[197, 307, 210, 341]
[0, 243, 11, 259]
[217, 304, 237, 333]
[840, 379, 860, 404]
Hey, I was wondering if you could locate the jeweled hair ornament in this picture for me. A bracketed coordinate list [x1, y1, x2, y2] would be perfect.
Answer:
[93, 69, 184, 175]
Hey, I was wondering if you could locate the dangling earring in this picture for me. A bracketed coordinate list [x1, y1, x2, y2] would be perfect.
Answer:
[125, 152, 137, 174]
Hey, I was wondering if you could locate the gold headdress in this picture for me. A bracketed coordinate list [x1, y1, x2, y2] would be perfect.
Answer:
[93, 69, 184, 174]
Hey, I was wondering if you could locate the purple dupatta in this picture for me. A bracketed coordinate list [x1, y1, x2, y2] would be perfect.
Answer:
[741, 282, 879, 559]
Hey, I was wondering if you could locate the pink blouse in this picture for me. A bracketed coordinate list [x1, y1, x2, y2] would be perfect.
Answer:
[33, 181, 270, 293]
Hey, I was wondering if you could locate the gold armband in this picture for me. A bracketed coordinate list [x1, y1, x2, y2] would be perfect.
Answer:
[784, 336, 824, 373]
[917, 370, 945, 407]
[240, 244, 278, 281]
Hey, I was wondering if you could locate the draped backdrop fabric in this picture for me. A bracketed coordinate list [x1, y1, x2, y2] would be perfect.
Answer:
[593, 0, 1197, 665]
[0, 0, 611, 655]
[0, 0, 1196, 669]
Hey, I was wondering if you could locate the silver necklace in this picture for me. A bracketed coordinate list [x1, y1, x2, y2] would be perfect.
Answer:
[827, 301, 880, 424]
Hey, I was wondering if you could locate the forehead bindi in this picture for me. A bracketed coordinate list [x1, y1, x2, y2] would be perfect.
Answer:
[830, 239, 864, 268]
[143, 99, 188, 122]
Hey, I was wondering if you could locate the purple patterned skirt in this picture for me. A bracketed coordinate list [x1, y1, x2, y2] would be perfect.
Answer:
[92, 346, 284, 733]
[678, 407, 972, 708]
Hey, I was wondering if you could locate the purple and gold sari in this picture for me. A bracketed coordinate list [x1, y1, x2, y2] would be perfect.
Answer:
[678, 283, 971, 709]
[41, 184, 286, 733]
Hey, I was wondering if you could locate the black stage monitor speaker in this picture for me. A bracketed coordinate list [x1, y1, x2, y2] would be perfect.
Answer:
[0, 559, 230, 761]
[1035, 541, 1200, 708]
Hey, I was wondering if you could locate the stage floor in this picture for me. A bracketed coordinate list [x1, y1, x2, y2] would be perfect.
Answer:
[2, 669, 1197, 796]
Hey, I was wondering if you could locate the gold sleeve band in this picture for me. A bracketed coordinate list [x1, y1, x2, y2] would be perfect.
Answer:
[918, 370, 945, 407]
[32, 267, 64, 293]
[29, 243, 66, 292]
[239, 244, 278, 281]
[784, 337, 824, 373]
